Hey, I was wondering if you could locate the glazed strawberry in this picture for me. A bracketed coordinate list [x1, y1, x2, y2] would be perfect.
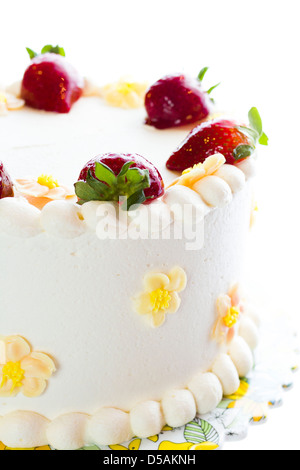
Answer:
[76, 153, 164, 209]
[145, 68, 218, 129]
[166, 108, 268, 171]
[21, 45, 84, 113]
[0, 162, 14, 199]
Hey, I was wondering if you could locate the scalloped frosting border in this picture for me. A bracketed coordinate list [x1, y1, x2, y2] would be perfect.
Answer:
[0, 155, 256, 240]
[0, 311, 259, 450]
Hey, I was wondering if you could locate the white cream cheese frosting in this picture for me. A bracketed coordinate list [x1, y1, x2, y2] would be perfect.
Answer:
[0, 183, 258, 442]
[0, 93, 259, 449]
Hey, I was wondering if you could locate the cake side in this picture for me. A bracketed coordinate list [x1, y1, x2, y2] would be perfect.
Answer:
[0, 181, 259, 449]
[0, 59, 267, 449]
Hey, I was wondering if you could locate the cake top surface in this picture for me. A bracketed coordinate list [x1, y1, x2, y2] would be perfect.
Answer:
[0, 96, 190, 187]
[0, 50, 268, 238]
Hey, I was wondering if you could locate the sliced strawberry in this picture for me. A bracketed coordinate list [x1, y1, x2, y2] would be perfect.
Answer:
[76, 153, 164, 210]
[0, 162, 14, 199]
[166, 108, 268, 171]
[145, 68, 218, 129]
[21, 45, 84, 113]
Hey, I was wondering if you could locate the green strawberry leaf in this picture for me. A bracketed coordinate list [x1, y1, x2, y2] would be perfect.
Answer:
[117, 161, 135, 178]
[26, 45, 66, 60]
[125, 189, 147, 211]
[26, 47, 38, 59]
[74, 181, 101, 204]
[236, 107, 268, 153]
[198, 67, 209, 82]
[41, 44, 66, 56]
[94, 162, 117, 186]
[259, 132, 269, 146]
[126, 168, 145, 184]
[86, 170, 113, 198]
[207, 82, 221, 95]
[248, 107, 269, 146]
[233, 144, 255, 161]
[248, 107, 263, 136]
[197, 67, 220, 102]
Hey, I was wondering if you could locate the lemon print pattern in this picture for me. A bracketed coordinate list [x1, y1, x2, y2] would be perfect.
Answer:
[158, 419, 220, 450]
[0, 442, 50, 450]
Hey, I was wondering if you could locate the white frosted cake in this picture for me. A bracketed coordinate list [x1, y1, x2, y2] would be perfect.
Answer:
[0, 48, 266, 450]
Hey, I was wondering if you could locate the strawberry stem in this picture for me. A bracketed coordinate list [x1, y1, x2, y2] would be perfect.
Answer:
[26, 45, 66, 60]
[74, 161, 151, 210]
[236, 108, 269, 150]
[41, 45, 66, 56]
[197, 67, 221, 102]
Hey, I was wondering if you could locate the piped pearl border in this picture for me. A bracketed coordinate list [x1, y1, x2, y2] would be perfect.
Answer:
[0, 314, 259, 450]
[0, 157, 256, 240]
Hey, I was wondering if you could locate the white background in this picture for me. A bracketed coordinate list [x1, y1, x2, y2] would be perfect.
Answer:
[1, 0, 300, 450]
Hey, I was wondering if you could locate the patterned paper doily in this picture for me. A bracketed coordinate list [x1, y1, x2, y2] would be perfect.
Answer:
[0, 313, 298, 451]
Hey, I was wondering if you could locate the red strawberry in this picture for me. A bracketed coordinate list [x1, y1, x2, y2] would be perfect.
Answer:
[145, 68, 218, 129]
[166, 108, 268, 171]
[76, 153, 164, 209]
[21, 45, 84, 113]
[0, 162, 14, 199]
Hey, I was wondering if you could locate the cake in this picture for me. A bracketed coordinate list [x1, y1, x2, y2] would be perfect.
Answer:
[0, 47, 267, 450]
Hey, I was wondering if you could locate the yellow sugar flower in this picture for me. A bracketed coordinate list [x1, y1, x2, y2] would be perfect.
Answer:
[250, 198, 259, 229]
[102, 78, 148, 109]
[0, 335, 55, 398]
[0, 92, 7, 104]
[15, 176, 76, 209]
[134, 267, 187, 327]
[212, 284, 243, 344]
[167, 154, 226, 190]
[0, 91, 24, 115]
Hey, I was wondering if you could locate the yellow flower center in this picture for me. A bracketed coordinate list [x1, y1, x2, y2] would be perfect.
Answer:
[182, 163, 204, 175]
[0, 92, 7, 104]
[1, 361, 25, 393]
[223, 306, 240, 328]
[37, 174, 59, 190]
[116, 82, 136, 96]
[150, 289, 171, 313]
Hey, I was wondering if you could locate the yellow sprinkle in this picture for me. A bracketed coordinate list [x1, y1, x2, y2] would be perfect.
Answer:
[223, 306, 240, 328]
[37, 174, 59, 189]
[150, 289, 171, 313]
[1, 361, 25, 393]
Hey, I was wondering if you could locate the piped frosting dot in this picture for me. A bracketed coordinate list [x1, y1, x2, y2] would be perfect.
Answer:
[193, 175, 233, 207]
[130, 401, 164, 439]
[161, 389, 196, 428]
[86, 408, 133, 446]
[188, 372, 223, 415]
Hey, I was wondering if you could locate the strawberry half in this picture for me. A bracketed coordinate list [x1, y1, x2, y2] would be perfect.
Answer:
[145, 68, 219, 129]
[166, 108, 268, 171]
[0, 162, 14, 199]
[75, 153, 164, 210]
[21, 45, 84, 113]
